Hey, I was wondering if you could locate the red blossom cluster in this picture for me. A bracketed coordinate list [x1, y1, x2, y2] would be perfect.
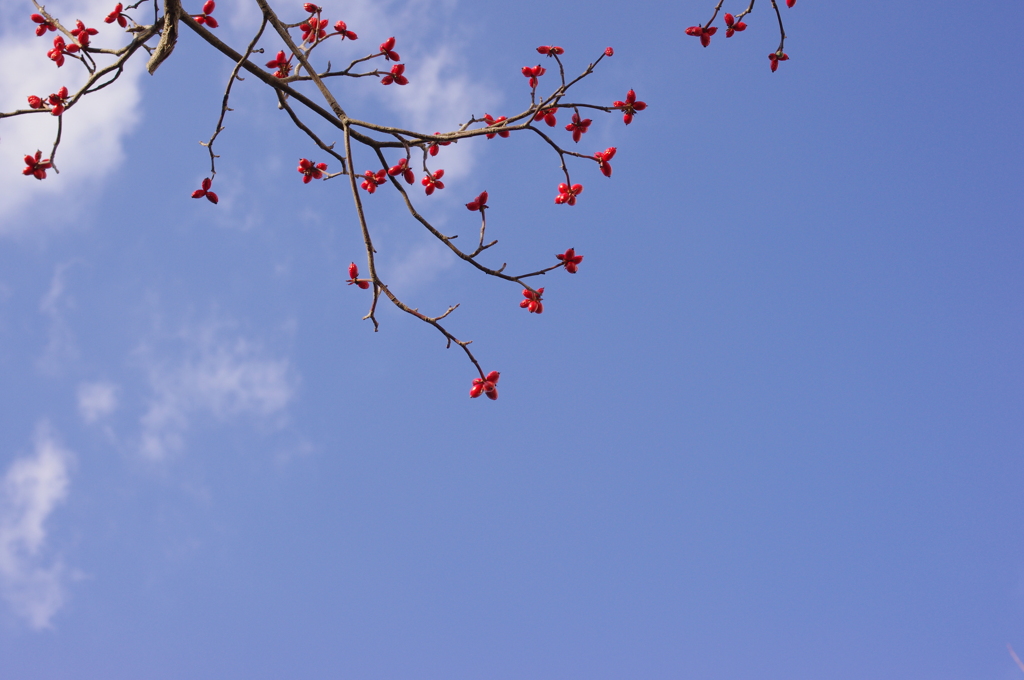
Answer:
[724, 13, 747, 37]
[297, 158, 328, 183]
[300, 15, 328, 43]
[266, 50, 292, 78]
[347, 263, 370, 289]
[104, 3, 129, 27]
[482, 114, 509, 139]
[465, 191, 488, 211]
[470, 371, 500, 400]
[594, 147, 616, 177]
[22, 151, 52, 180]
[421, 169, 445, 195]
[613, 89, 646, 125]
[565, 112, 591, 142]
[769, 51, 789, 71]
[194, 0, 218, 28]
[536, 45, 563, 57]
[556, 248, 583, 273]
[71, 20, 99, 46]
[533, 106, 558, 127]
[30, 13, 56, 36]
[685, 24, 717, 47]
[381, 63, 408, 86]
[387, 158, 415, 185]
[521, 64, 545, 89]
[520, 287, 544, 314]
[555, 182, 583, 206]
[47, 36, 79, 67]
[379, 36, 399, 61]
[361, 169, 386, 193]
[334, 20, 357, 40]
[191, 177, 219, 203]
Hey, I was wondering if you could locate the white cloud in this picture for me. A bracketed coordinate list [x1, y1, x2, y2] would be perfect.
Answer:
[0, 0, 144, 233]
[37, 262, 78, 374]
[384, 238, 455, 291]
[137, 321, 297, 460]
[0, 422, 73, 630]
[77, 381, 118, 423]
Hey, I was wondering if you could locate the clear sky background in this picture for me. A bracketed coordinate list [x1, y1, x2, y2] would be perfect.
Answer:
[1, 1, 1022, 678]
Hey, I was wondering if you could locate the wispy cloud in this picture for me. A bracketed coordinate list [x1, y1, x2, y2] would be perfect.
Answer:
[0, 0, 144, 233]
[221, 0, 496, 181]
[383, 239, 455, 291]
[77, 381, 118, 423]
[0, 422, 73, 630]
[137, 320, 298, 460]
[37, 263, 78, 374]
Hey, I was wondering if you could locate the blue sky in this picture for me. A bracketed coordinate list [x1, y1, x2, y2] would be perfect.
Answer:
[1, 0, 1023, 678]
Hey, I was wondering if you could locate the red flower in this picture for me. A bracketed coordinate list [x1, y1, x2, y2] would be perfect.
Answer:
[465, 191, 488, 211]
[483, 114, 509, 139]
[70, 19, 98, 46]
[520, 287, 544, 314]
[104, 4, 129, 28]
[191, 177, 219, 203]
[685, 24, 717, 47]
[769, 51, 789, 72]
[724, 13, 747, 37]
[379, 36, 399, 61]
[421, 169, 445, 195]
[27, 95, 44, 109]
[194, 0, 218, 28]
[347, 262, 370, 289]
[470, 371, 500, 400]
[536, 45, 563, 57]
[533, 106, 558, 127]
[594, 146, 616, 177]
[300, 17, 328, 43]
[303, 3, 321, 13]
[266, 50, 291, 78]
[521, 64, 546, 89]
[565, 112, 591, 143]
[612, 89, 647, 125]
[556, 248, 583, 273]
[31, 14, 56, 36]
[22, 151, 52, 180]
[428, 132, 451, 156]
[604, 46, 614, 57]
[554, 182, 583, 206]
[47, 36, 79, 67]
[360, 169, 386, 193]
[381, 63, 408, 85]
[333, 20, 357, 40]
[297, 158, 328, 183]
[387, 158, 415, 184]
[46, 86, 69, 116]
